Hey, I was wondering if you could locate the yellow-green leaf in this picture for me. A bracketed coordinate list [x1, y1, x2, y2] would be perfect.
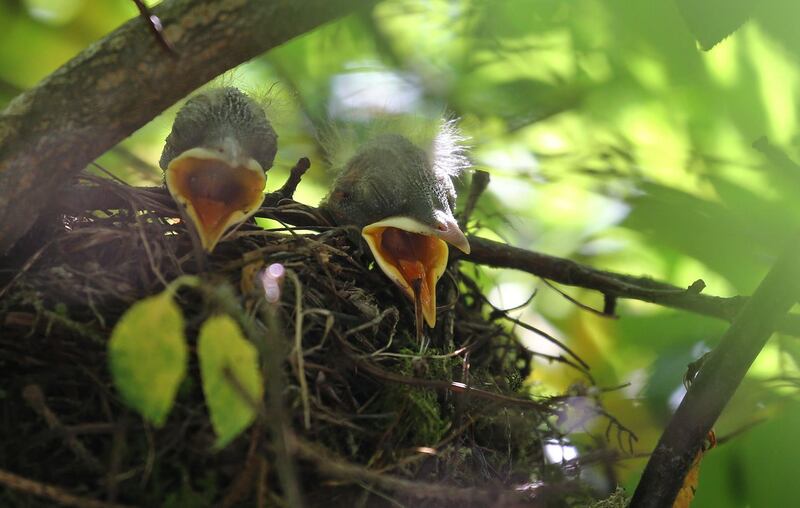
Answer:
[197, 315, 263, 448]
[108, 291, 187, 427]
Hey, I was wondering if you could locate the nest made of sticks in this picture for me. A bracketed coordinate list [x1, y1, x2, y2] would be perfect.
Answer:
[0, 172, 633, 508]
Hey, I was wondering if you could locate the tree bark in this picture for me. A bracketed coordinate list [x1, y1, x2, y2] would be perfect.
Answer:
[463, 237, 800, 335]
[630, 232, 800, 506]
[0, 0, 377, 254]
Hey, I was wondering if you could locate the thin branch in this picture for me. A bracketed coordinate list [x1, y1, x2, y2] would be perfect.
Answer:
[540, 278, 611, 317]
[463, 236, 800, 336]
[256, 301, 305, 508]
[208, 278, 305, 508]
[220, 427, 262, 508]
[273, 157, 312, 203]
[131, 0, 178, 57]
[631, 232, 800, 507]
[499, 314, 590, 372]
[459, 169, 490, 229]
[0, 0, 377, 253]
[0, 468, 133, 508]
[22, 385, 105, 474]
[291, 436, 531, 505]
[336, 331, 553, 412]
[52, 183, 800, 337]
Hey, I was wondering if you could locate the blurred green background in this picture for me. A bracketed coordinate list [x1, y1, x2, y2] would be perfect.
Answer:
[4, 0, 800, 505]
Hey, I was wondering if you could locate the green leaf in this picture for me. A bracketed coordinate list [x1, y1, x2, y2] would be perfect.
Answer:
[673, 0, 751, 50]
[197, 315, 263, 448]
[108, 292, 187, 427]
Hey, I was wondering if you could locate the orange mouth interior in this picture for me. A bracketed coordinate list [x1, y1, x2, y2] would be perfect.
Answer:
[362, 226, 449, 328]
[167, 157, 265, 250]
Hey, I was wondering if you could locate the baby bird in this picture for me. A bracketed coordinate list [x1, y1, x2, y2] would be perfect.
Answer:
[160, 87, 278, 252]
[321, 120, 470, 339]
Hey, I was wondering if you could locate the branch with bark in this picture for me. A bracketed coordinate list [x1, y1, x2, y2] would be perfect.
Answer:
[631, 232, 800, 506]
[52, 183, 800, 338]
[0, 0, 377, 254]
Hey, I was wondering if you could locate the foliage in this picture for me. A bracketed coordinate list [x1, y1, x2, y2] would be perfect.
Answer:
[109, 278, 263, 447]
[197, 315, 263, 448]
[108, 290, 187, 427]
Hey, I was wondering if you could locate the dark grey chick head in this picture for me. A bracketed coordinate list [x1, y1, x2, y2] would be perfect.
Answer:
[159, 87, 277, 172]
[160, 87, 278, 252]
[322, 132, 467, 251]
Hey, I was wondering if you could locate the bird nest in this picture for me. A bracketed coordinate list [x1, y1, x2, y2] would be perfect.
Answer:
[0, 173, 632, 507]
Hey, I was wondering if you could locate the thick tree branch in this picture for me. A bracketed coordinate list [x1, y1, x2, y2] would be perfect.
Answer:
[54, 184, 800, 337]
[631, 233, 800, 506]
[0, 0, 377, 254]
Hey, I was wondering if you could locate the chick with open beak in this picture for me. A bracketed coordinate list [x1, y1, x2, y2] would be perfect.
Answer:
[321, 123, 470, 339]
[160, 87, 278, 252]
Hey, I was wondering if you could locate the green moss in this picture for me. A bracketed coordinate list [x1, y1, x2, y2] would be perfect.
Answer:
[379, 384, 449, 448]
[160, 469, 219, 508]
[590, 487, 629, 508]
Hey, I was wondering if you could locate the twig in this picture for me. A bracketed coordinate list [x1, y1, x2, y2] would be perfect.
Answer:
[286, 270, 312, 430]
[106, 422, 126, 502]
[131, 0, 178, 57]
[206, 276, 303, 508]
[337, 333, 552, 412]
[499, 314, 590, 372]
[21, 384, 105, 474]
[0, 468, 134, 508]
[459, 275, 590, 375]
[53, 183, 800, 336]
[631, 232, 800, 507]
[714, 417, 766, 447]
[258, 298, 305, 508]
[222, 367, 269, 421]
[221, 426, 263, 508]
[291, 437, 528, 505]
[464, 236, 800, 336]
[440, 267, 459, 351]
[272, 157, 311, 203]
[0, 239, 52, 299]
[459, 169, 490, 229]
[540, 278, 612, 318]
[256, 457, 269, 508]
[454, 350, 470, 425]
[127, 196, 169, 286]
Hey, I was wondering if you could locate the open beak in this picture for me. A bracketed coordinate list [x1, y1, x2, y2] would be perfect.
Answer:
[361, 216, 470, 336]
[165, 146, 266, 252]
